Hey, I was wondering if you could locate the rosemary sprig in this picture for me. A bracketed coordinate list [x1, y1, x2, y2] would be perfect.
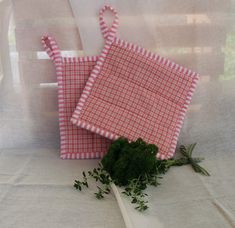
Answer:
[179, 144, 210, 176]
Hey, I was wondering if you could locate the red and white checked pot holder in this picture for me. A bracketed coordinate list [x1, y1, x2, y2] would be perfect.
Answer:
[41, 35, 111, 159]
[71, 5, 200, 160]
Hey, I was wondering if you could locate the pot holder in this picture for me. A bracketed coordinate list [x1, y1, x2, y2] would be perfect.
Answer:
[41, 35, 111, 159]
[71, 5, 199, 160]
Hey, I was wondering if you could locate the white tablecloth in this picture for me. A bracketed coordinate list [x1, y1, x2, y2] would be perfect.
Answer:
[0, 149, 125, 228]
[116, 151, 235, 228]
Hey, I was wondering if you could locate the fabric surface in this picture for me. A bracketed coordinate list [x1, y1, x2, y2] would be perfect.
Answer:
[71, 5, 199, 159]
[0, 149, 125, 228]
[41, 35, 111, 159]
[117, 149, 235, 228]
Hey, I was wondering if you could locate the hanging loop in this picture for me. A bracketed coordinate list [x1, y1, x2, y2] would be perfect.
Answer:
[41, 35, 62, 64]
[99, 5, 119, 40]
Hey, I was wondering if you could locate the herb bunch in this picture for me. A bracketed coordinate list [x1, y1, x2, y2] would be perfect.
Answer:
[74, 138, 209, 212]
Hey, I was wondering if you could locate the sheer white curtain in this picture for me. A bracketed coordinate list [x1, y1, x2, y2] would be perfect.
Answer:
[0, 0, 84, 150]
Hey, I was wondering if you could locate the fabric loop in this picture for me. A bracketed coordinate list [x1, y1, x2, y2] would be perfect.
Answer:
[41, 35, 62, 64]
[99, 5, 119, 40]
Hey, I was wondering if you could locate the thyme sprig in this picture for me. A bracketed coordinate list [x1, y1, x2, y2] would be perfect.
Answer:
[74, 164, 113, 199]
[123, 177, 149, 211]
[74, 171, 89, 191]
[74, 138, 209, 212]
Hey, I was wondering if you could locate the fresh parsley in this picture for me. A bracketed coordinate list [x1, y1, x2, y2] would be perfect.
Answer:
[74, 138, 209, 212]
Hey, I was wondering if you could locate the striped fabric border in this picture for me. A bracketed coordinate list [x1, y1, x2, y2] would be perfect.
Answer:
[63, 56, 98, 63]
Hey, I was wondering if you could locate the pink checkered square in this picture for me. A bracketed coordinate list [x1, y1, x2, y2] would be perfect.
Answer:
[41, 35, 111, 159]
[71, 5, 199, 159]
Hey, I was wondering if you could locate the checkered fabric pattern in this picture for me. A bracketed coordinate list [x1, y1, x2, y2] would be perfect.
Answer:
[41, 35, 111, 159]
[71, 5, 199, 160]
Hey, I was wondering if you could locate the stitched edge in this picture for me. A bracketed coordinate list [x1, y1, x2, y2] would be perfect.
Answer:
[71, 36, 200, 160]
[63, 56, 98, 62]
[60, 151, 105, 159]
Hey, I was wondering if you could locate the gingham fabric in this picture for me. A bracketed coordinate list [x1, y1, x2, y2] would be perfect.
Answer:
[41, 35, 111, 159]
[71, 5, 199, 160]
